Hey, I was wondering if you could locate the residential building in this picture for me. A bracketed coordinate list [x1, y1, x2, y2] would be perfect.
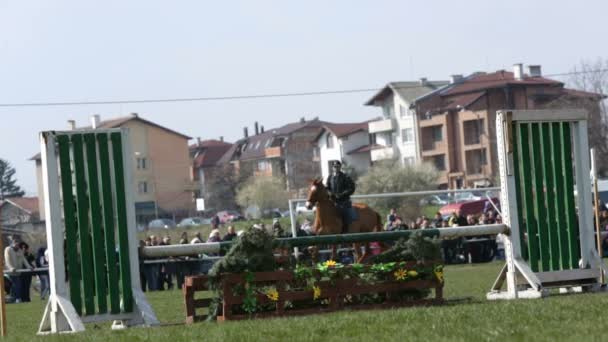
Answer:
[364, 79, 448, 166]
[31, 113, 194, 227]
[413, 64, 605, 188]
[190, 138, 233, 211]
[219, 118, 325, 196]
[314, 121, 372, 181]
[0, 197, 44, 233]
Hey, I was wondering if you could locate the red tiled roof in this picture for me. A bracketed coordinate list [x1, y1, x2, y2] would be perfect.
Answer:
[443, 71, 562, 96]
[3, 197, 39, 215]
[219, 119, 327, 163]
[346, 144, 380, 155]
[442, 91, 486, 111]
[191, 140, 233, 168]
[561, 88, 607, 100]
[30, 114, 191, 160]
[322, 122, 369, 138]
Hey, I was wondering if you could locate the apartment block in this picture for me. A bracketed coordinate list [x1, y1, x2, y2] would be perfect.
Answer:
[31, 113, 194, 227]
[364, 79, 448, 166]
[413, 64, 605, 188]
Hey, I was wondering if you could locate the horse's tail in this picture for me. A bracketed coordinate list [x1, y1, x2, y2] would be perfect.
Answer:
[375, 211, 382, 232]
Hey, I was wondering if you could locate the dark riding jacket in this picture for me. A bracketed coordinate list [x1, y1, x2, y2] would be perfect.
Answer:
[325, 172, 355, 205]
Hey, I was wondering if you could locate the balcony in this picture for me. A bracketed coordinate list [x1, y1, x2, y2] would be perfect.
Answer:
[368, 118, 395, 134]
[264, 147, 283, 158]
[371, 146, 395, 161]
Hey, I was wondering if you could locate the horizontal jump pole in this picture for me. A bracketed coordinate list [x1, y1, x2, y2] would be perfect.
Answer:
[141, 224, 509, 258]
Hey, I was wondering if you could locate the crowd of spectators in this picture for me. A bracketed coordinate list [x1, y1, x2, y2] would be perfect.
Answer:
[3, 236, 49, 303]
[384, 206, 503, 263]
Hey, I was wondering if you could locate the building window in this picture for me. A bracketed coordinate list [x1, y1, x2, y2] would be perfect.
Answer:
[464, 119, 484, 145]
[326, 133, 334, 148]
[434, 155, 446, 171]
[385, 133, 393, 147]
[383, 104, 394, 118]
[404, 157, 415, 166]
[136, 157, 147, 170]
[400, 105, 410, 117]
[257, 160, 271, 171]
[432, 126, 443, 142]
[138, 181, 148, 194]
[369, 133, 376, 145]
[480, 148, 487, 165]
[401, 128, 413, 143]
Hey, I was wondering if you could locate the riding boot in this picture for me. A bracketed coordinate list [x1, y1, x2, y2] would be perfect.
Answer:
[342, 223, 348, 234]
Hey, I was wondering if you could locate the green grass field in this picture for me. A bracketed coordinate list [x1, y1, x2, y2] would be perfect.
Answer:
[5, 262, 608, 341]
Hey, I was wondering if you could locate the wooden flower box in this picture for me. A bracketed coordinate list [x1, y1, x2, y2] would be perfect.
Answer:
[184, 261, 443, 323]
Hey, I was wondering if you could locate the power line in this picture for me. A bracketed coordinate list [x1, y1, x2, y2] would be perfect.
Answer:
[0, 69, 606, 108]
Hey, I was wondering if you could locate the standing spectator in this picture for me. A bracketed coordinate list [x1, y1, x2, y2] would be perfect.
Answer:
[142, 237, 159, 291]
[431, 212, 443, 228]
[466, 214, 477, 226]
[420, 218, 431, 229]
[212, 215, 221, 229]
[19, 242, 35, 302]
[386, 208, 398, 230]
[190, 232, 203, 244]
[36, 247, 49, 300]
[223, 226, 237, 241]
[207, 229, 222, 243]
[272, 219, 285, 238]
[176, 233, 191, 290]
[160, 236, 174, 290]
[4, 240, 33, 303]
[486, 210, 496, 224]
[179, 232, 189, 245]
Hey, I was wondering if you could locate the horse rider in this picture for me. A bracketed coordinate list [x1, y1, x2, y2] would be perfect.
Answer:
[326, 160, 356, 233]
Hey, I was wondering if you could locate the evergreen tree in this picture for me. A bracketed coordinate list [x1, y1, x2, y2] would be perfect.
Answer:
[0, 159, 25, 200]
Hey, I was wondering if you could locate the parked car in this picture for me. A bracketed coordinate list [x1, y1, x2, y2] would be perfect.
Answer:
[453, 191, 484, 203]
[295, 202, 315, 215]
[177, 217, 211, 227]
[419, 194, 450, 206]
[147, 218, 176, 229]
[438, 198, 499, 218]
[216, 210, 245, 223]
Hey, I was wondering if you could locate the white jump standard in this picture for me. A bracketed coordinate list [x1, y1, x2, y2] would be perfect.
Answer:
[488, 109, 607, 300]
[38, 129, 158, 334]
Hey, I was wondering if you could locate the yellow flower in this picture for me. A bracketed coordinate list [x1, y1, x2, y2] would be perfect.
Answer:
[266, 288, 279, 301]
[435, 270, 444, 283]
[324, 260, 337, 267]
[407, 270, 418, 278]
[313, 285, 321, 300]
[394, 268, 407, 281]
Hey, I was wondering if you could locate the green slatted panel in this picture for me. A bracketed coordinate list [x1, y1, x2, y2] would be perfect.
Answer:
[531, 123, 550, 272]
[551, 123, 570, 269]
[71, 134, 96, 315]
[540, 123, 560, 271]
[561, 123, 580, 269]
[56, 135, 83, 315]
[517, 123, 539, 272]
[511, 122, 528, 260]
[84, 133, 108, 314]
[97, 133, 121, 314]
[111, 132, 134, 313]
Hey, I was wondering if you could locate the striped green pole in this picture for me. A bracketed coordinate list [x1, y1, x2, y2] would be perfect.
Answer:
[56, 135, 83, 315]
[111, 132, 134, 313]
[97, 133, 121, 314]
[71, 134, 96, 315]
[84, 133, 108, 314]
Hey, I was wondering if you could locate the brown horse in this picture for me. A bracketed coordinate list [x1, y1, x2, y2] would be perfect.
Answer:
[305, 178, 383, 262]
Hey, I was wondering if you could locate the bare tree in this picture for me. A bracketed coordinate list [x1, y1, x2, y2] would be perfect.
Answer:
[568, 58, 608, 175]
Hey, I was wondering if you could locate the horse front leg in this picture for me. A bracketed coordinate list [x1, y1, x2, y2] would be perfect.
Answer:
[331, 245, 338, 261]
[352, 243, 362, 263]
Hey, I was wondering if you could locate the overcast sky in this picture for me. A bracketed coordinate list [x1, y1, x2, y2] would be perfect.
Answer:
[1, 0, 607, 194]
